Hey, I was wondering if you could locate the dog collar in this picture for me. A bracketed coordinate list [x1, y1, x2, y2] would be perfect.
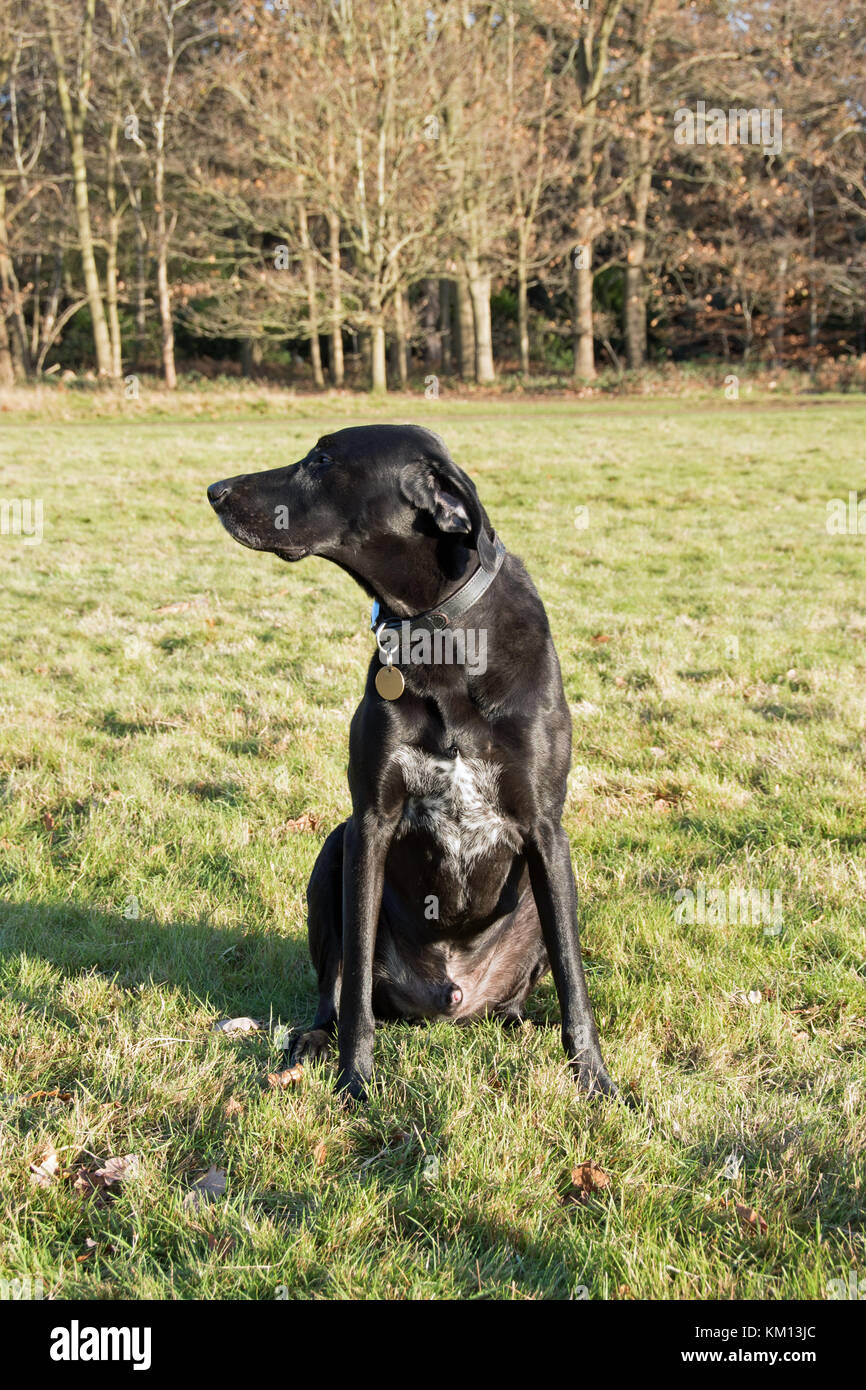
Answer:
[370, 533, 506, 637]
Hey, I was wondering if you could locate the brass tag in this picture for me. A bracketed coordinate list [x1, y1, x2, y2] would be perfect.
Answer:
[375, 665, 405, 700]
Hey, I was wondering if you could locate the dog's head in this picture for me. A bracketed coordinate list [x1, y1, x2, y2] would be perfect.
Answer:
[207, 424, 493, 574]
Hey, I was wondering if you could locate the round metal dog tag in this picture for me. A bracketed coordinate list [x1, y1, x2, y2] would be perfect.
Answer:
[375, 665, 405, 700]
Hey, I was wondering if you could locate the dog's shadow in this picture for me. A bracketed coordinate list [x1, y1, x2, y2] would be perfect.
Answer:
[0, 895, 312, 1028]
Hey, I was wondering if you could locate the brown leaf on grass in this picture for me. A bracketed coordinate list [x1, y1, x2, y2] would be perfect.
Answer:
[267, 1064, 304, 1089]
[313, 1140, 327, 1167]
[591, 633, 613, 645]
[563, 1159, 611, 1205]
[71, 1168, 102, 1199]
[212, 1016, 264, 1035]
[206, 1232, 236, 1258]
[29, 1142, 62, 1188]
[281, 811, 323, 835]
[23, 1088, 73, 1104]
[155, 596, 208, 615]
[184, 1165, 227, 1209]
[42, 810, 55, 831]
[224, 1096, 245, 1119]
[94, 1154, 141, 1186]
[736, 1203, 768, 1236]
[654, 797, 672, 812]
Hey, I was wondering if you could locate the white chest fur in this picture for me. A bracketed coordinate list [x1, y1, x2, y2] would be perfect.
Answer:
[394, 747, 520, 872]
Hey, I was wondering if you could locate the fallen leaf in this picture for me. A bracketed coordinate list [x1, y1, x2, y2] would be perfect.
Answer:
[29, 1142, 61, 1188]
[267, 1064, 304, 1089]
[564, 1159, 610, 1205]
[94, 1154, 141, 1186]
[155, 596, 208, 614]
[736, 1203, 768, 1236]
[184, 1165, 227, 1209]
[281, 811, 322, 834]
[313, 1140, 327, 1167]
[206, 1232, 235, 1258]
[212, 1016, 264, 1035]
[71, 1168, 103, 1200]
[23, 1088, 73, 1104]
[42, 811, 55, 831]
[224, 1096, 244, 1118]
[591, 633, 613, 644]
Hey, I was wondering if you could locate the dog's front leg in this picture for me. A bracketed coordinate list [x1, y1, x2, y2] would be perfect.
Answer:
[525, 821, 617, 1098]
[337, 812, 392, 1102]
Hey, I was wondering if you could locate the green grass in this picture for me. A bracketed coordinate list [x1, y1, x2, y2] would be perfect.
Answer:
[1, 396, 864, 1300]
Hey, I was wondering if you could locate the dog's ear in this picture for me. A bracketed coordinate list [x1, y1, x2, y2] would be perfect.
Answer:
[399, 462, 474, 535]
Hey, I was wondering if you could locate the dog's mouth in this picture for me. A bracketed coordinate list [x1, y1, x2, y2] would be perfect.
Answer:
[208, 483, 310, 560]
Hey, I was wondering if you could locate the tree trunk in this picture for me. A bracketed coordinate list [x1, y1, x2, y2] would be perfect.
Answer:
[772, 252, 788, 363]
[328, 211, 344, 386]
[572, 231, 595, 380]
[45, 0, 114, 378]
[0, 181, 27, 380]
[440, 279, 453, 374]
[624, 183, 650, 371]
[624, 4, 654, 371]
[297, 198, 324, 388]
[370, 316, 387, 393]
[423, 278, 442, 368]
[0, 306, 13, 387]
[807, 194, 818, 368]
[326, 132, 344, 387]
[466, 266, 495, 384]
[106, 119, 123, 380]
[154, 120, 177, 390]
[241, 339, 262, 377]
[392, 289, 409, 388]
[517, 228, 530, 374]
[455, 273, 476, 380]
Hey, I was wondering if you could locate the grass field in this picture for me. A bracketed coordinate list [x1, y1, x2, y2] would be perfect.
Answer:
[1, 393, 864, 1300]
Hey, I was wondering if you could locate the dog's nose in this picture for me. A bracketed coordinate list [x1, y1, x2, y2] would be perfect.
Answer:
[207, 480, 232, 510]
[446, 985, 462, 1009]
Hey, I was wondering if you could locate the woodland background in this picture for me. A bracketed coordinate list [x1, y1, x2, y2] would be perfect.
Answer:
[1, 0, 865, 393]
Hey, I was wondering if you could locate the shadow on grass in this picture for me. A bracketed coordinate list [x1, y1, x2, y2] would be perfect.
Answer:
[0, 896, 312, 1023]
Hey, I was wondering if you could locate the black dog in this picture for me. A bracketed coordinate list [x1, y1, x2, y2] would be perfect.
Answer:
[208, 424, 615, 1100]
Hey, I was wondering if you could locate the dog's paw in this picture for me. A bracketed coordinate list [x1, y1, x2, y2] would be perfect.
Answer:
[289, 1027, 332, 1066]
[336, 1069, 369, 1105]
[573, 1062, 621, 1103]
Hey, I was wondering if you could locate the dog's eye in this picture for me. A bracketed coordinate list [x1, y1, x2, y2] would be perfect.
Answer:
[313, 453, 334, 471]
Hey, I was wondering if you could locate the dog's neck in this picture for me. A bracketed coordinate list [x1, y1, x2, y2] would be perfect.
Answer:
[326, 534, 479, 619]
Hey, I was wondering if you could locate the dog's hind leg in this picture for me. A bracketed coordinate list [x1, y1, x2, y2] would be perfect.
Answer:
[289, 821, 345, 1065]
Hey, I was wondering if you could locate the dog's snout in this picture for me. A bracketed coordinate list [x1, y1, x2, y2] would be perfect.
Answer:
[207, 480, 232, 510]
[445, 984, 463, 1010]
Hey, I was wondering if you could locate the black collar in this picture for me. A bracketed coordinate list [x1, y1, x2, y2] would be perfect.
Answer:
[370, 534, 507, 637]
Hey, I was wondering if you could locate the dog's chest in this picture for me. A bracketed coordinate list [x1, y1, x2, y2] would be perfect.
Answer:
[394, 747, 520, 869]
